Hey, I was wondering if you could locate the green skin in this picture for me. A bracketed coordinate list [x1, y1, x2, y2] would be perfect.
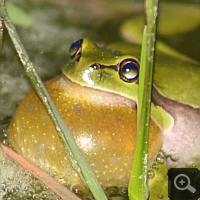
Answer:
[63, 38, 200, 167]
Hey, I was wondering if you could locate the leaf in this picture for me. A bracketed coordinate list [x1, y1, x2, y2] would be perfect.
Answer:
[1, 144, 81, 200]
[6, 2, 36, 27]
[128, 0, 158, 199]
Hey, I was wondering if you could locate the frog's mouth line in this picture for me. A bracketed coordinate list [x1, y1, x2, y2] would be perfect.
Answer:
[65, 73, 179, 113]
[61, 75, 137, 109]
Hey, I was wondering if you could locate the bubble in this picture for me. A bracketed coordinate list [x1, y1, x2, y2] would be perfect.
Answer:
[75, 188, 79, 193]
[170, 152, 179, 162]
[75, 172, 79, 176]
[191, 163, 196, 167]
[105, 186, 128, 199]
[147, 169, 155, 179]
[28, 189, 35, 197]
[3, 130, 7, 137]
[157, 194, 164, 199]
[33, 193, 39, 199]
[106, 186, 119, 195]
[39, 191, 47, 198]
[5, 186, 10, 194]
[152, 162, 159, 170]
[11, 185, 21, 194]
[156, 156, 164, 164]
[156, 151, 165, 164]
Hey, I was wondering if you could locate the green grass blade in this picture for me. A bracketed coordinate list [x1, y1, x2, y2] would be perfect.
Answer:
[128, 26, 149, 200]
[0, 1, 107, 200]
[0, 10, 3, 52]
[128, 0, 159, 199]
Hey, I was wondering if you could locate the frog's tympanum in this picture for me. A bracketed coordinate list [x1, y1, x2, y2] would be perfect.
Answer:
[7, 38, 200, 190]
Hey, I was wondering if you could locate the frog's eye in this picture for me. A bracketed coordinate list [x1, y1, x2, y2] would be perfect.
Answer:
[69, 39, 83, 61]
[119, 59, 139, 82]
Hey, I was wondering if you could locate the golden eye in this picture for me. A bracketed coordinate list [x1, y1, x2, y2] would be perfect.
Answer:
[119, 59, 140, 82]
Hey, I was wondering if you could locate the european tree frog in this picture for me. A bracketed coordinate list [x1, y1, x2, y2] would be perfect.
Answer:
[7, 38, 200, 191]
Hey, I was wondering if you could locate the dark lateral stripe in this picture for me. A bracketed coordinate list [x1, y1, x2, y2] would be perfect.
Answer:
[96, 63, 118, 71]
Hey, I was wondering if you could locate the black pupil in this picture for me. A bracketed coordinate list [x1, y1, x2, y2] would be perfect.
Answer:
[122, 62, 138, 80]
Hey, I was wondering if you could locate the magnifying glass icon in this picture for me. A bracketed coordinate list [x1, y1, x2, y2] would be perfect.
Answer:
[174, 174, 196, 193]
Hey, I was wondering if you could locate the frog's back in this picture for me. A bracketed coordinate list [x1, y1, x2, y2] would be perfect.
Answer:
[153, 52, 200, 107]
[107, 42, 200, 107]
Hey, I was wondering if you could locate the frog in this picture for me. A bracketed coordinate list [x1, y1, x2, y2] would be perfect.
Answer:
[7, 38, 200, 192]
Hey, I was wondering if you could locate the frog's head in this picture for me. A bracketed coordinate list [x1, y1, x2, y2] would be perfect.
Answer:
[63, 38, 140, 101]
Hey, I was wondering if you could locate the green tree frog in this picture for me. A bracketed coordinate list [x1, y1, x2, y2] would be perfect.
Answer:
[7, 38, 200, 191]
